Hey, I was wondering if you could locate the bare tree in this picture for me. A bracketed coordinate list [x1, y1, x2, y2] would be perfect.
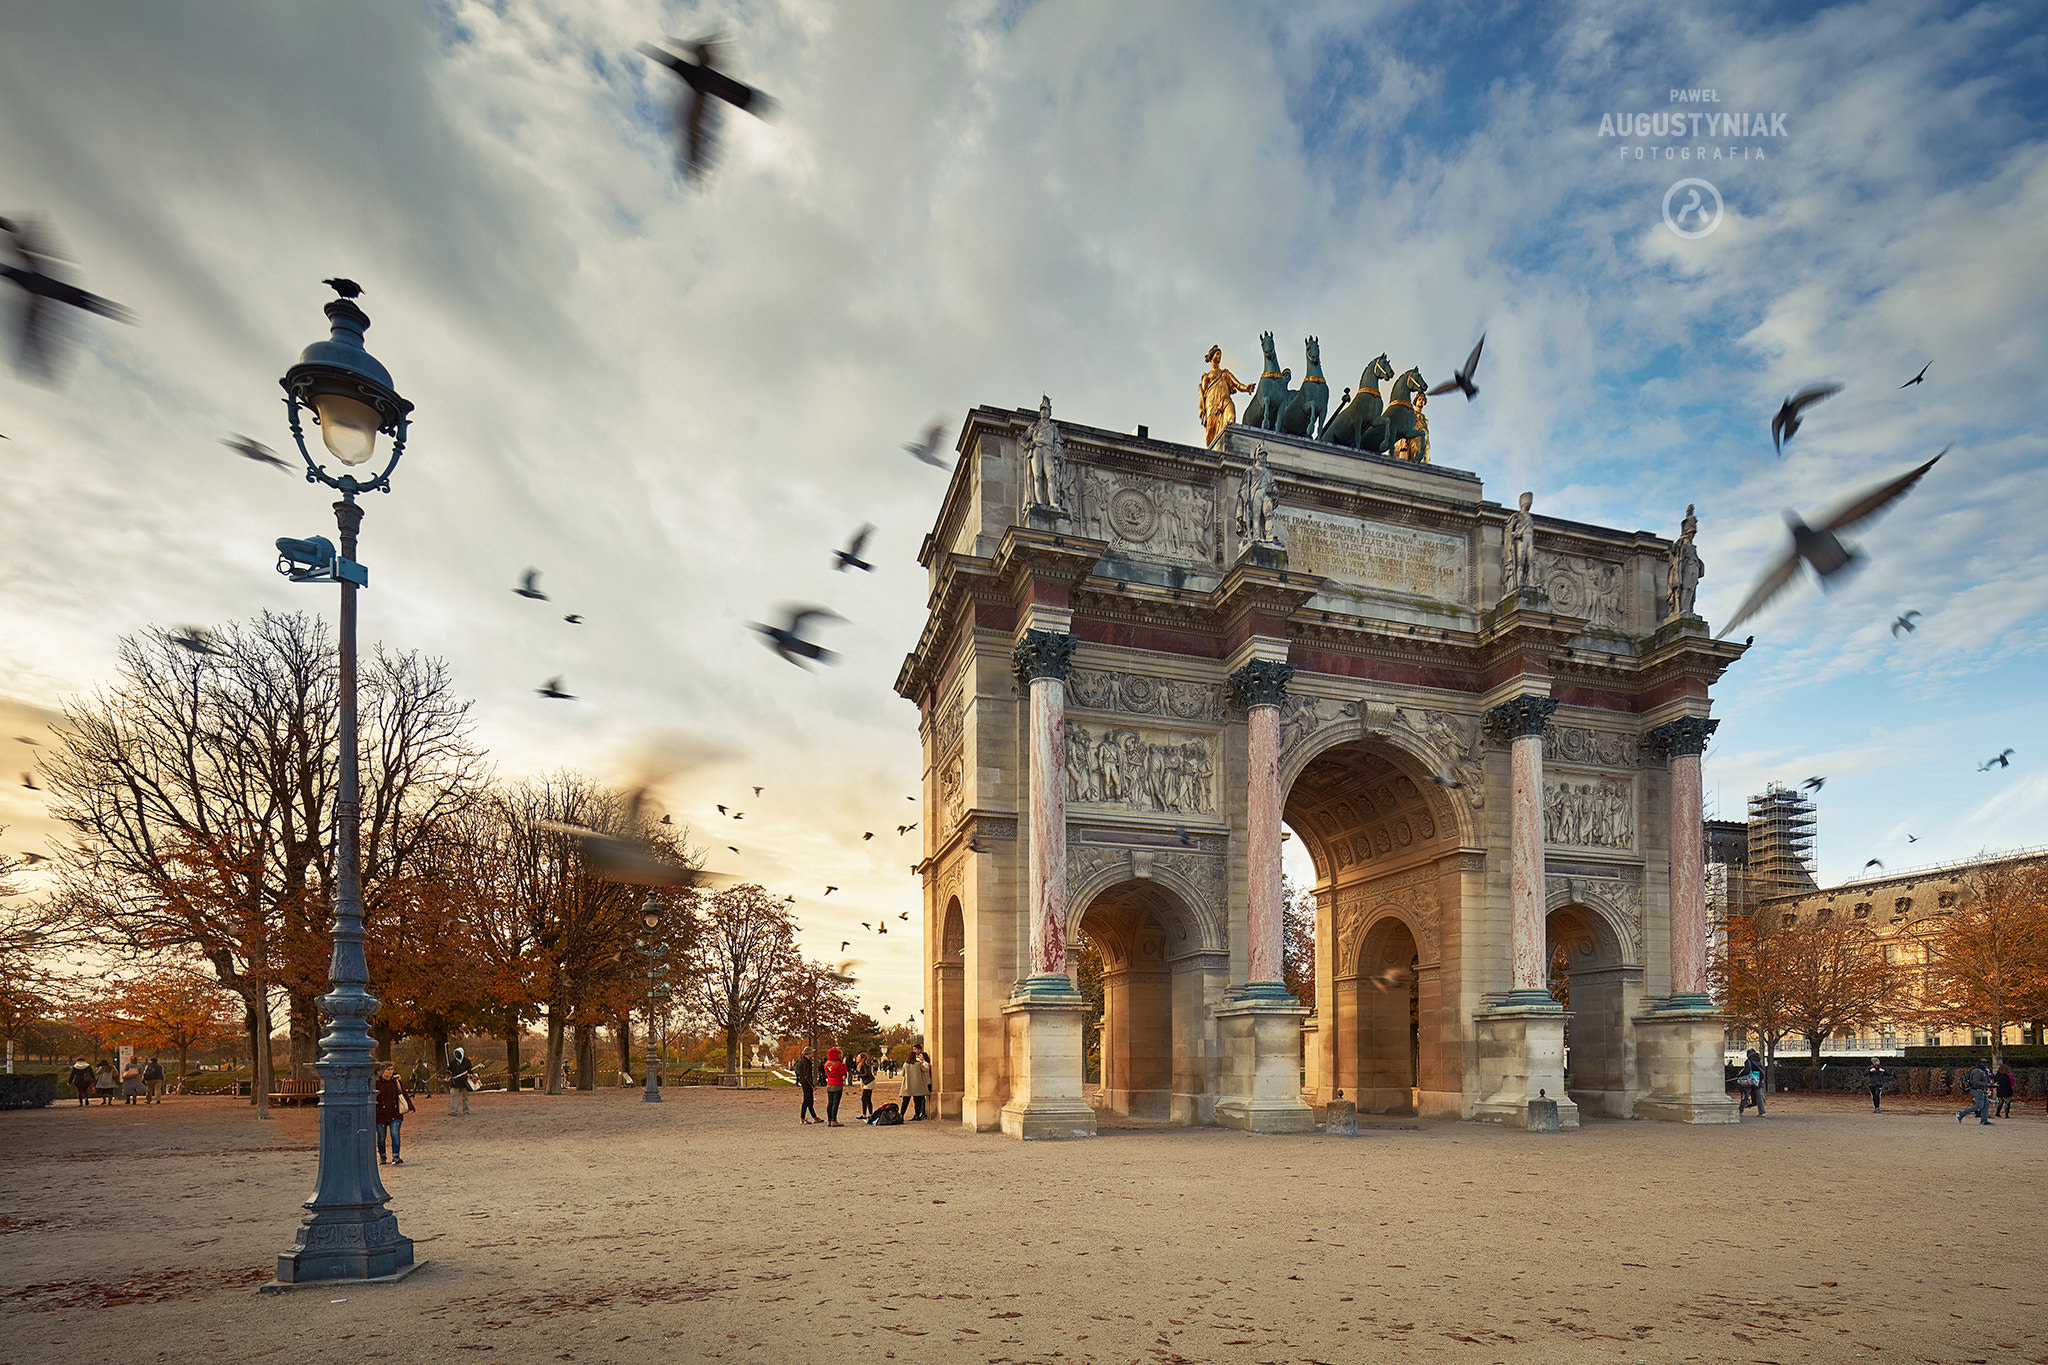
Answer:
[775, 958, 858, 1062]
[683, 885, 799, 1079]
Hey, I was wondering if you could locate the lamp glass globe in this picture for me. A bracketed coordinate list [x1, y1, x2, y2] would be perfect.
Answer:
[314, 392, 382, 466]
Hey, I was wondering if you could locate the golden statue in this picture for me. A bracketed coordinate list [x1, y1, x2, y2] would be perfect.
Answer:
[1198, 345, 1254, 445]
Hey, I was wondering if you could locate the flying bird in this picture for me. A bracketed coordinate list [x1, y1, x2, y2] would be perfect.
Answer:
[826, 959, 862, 984]
[564, 614, 582, 625]
[823, 885, 837, 896]
[13, 737, 36, 746]
[1865, 858, 1884, 870]
[1367, 966, 1412, 993]
[840, 941, 849, 951]
[1718, 452, 1944, 637]
[750, 605, 843, 669]
[834, 523, 876, 573]
[0, 216, 136, 384]
[1906, 834, 1918, 843]
[860, 922, 871, 931]
[727, 846, 739, 854]
[1427, 770, 1463, 790]
[903, 421, 950, 468]
[877, 922, 887, 934]
[536, 789, 730, 891]
[752, 786, 764, 797]
[636, 36, 779, 181]
[169, 626, 226, 657]
[897, 912, 908, 921]
[537, 676, 575, 699]
[898, 823, 917, 835]
[19, 851, 47, 865]
[321, 278, 364, 299]
[660, 815, 673, 825]
[514, 568, 548, 601]
[863, 832, 874, 840]
[1900, 361, 1931, 389]
[222, 435, 291, 472]
[716, 804, 729, 816]
[1770, 383, 1842, 454]
[20, 774, 38, 790]
[1175, 826, 1194, 847]
[1803, 776, 1826, 792]
[1890, 611, 1921, 637]
[1427, 333, 1485, 401]
[1979, 749, 2014, 771]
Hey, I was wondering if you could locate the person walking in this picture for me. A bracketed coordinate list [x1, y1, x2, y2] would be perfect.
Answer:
[410, 1060, 432, 1098]
[823, 1046, 847, 1127]
[375, 1061, 416, 1165]
[1994, 1063, 2016, 1119]
[67, 1057, 93, 1107]
[1865, 1058, 1891, 1113]
[120, 1057, 145, 1105]
[95, 1060, 115, 1106]
[446, 1046, 475, 1116]
[854, 1052, 876, 1120]
[795, 1046, 820, 1124]
[901, 1048, 930, 1121]
[1738, 1048, 1766, 1117]
[1957, 1058, 1994, 1125]
[142, 1055, 166, 1104]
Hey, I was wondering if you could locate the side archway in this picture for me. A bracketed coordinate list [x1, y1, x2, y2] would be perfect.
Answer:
[934, 898, 965, 1120]
[1071, 876, 1224, 1125]
[1543, 899, 1639, 1117]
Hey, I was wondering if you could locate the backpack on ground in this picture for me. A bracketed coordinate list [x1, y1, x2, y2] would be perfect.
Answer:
[870, 1102, 903, 1126]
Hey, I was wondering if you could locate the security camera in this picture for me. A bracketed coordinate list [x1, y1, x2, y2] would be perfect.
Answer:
[275, 535, 337, 580]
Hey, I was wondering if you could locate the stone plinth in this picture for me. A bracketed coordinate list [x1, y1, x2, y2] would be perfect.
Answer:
[1324, 1097, 1357, 1136]
[1633, 1001, 1740, 1124]
[1214, 996, 1314, 1133]
[999, 981, 1095, 1141]
[1470, 1002, 1579, 1129]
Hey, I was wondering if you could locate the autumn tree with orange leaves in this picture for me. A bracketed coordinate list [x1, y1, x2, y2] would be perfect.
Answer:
[1912, 859, 2048, 1064]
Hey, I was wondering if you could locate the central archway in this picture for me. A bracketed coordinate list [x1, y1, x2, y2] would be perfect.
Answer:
[1071, 877, 1219, 1125]
[1544, 901, 1638, 1117]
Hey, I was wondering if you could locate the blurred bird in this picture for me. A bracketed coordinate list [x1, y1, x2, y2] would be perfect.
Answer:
[1906, 834, 1919, 843]
[536, 789, 730, 891]
[834, 523, 876, 573]
[750, 605, 842, 669]
[1890, 611, 1921, 637]
[967, 837, 984, 853]
[1427, 333, 1484, 401]
[840, 940, 849, 951]
[1900, 361, 1931, 389]
[903, 421, 950, 468]
[753, 786, 764, 797]
[1367, 966, 1412, 993]
[1865, 858, 1884, 870]
[1770, 383, 1842, 454]
[636, 35, 778, 181]
[1718, 453, 1944, 636]
[564, 614, 583, 625]
[169, 625, 226, 657]
[897, 912, 908, 921]
[860, 922, 871, 931]
[731, 811, 745, 820]
[824, 885, 837, 896]
[898, 823, 917, 835]
[0, 216, 135, 384]
[727, 846, 739, 854]
[222, 435, 291, 472]
[1175, 826, 1194, 847]
[826, 959, 861, 985]
[514, 569, 548, 601]
[660, 815, 673, 825]
[537, 677, 575, 699]
[20, 851, 47, 865]
[1804, 776, 1826, 792]
[863, 832, 874, 840]
[322, 278, 364, 299]
[22, 772, 41, 791]
[1427, 769, 1463, 789]
[881, 1004, 890, 1014]
[1979, 749, 2014, 771]
[716, 804, 729, 816]
[13, 737, 36, 745]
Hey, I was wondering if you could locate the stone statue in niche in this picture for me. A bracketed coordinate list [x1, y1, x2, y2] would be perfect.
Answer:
[1664, 503, 1704, 620]
[1543, 776, 1635, 850]
[1502, 490, 1536, 594]
[1236, 446, 1281, 552]
[1024, 394, 1067, 512]
[1066, 722, 1215, 814]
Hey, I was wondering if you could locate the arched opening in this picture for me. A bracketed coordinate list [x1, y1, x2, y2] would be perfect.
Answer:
[1545, 904, 1630, 1117]
[1074, 878, 1207, 1124]
[1338, 916, 1421, 1113]
[934, 899, 964, 1121]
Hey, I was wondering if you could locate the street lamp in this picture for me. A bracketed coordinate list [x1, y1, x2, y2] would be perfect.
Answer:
[639, 897, 665, 1103]
[270, 281, 416, 1287]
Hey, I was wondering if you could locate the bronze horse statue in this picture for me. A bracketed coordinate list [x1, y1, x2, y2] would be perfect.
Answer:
[1242, 331, 1291, 432]
[1320, 352, 1394, 450]
[1279, 336, 1329, 438]
[1366, 367, 1429, 459]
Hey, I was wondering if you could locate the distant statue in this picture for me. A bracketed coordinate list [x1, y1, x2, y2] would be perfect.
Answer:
[1366, 367, 1429, 459]
[1393, 387, 1430, 463]
[1024, 394, 1066, 511]
[1198, 345, 1254, 445]
[1279, 335, 1330, 439]
[1322, 352, 1394, 451]
[1503, 490, 1536, 594]
[1236, 446, 1281, 549]
[1242, 332, 1292, 432]
[1665, 503, 1705, 619]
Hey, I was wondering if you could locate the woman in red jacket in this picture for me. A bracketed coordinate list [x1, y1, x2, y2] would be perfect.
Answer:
[823, 1046, 848, 1127]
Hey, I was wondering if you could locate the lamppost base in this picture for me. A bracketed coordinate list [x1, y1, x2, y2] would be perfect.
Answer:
[261, 1258, 424, 1293]
[273, 1207, 415, 1285]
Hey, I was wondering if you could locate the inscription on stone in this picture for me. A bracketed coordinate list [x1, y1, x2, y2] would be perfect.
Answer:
[1274, 509, 1466, 601]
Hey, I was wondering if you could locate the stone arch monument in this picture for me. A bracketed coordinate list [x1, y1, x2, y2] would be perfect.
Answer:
[896, 387, 1744, 1137]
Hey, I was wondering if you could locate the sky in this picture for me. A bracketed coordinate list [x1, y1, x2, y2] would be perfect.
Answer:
[2, 0, 2044, 1020]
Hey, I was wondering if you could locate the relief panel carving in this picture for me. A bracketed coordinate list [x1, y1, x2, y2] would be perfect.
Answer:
[1538, 552, 1629, 632]
[1544, 724, 1641, 769]
[1275, 509, 1468, 602]
[1546, 871, 1645, 964]
[1542, 773, 1637, 852]
[1067, 667, 1224, 722]
[1064, 722, 1216, 815]
[1078, 468, 1218, 567]
[1388, 705, 1485, 809]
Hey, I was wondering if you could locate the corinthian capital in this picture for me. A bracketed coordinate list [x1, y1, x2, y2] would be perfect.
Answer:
[1012, 629, 1078, 685]
[1487, 694, 1558, 740]
[1647, 715, 1719, 759]
[1227, 658, 1295, 709]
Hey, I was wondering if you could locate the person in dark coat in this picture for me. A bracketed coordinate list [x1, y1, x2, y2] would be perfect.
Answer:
[854, 1052, 876, 1120]
[375, 1062, 416, 1165]
[142, 1055, 166, 1103]
[1865, 1058, 1891, 1112]
[409, 1060, 432, 1097]
[1738, 1048, 1766, 1116]
[795, 1046, 820, 1124]
[67, 1058, 93, 1107]
[1957, 1059, 1994, 1125]
[900, 1048, 930, 1120]
[1994, 1064, 2016, 1118]
[446, 1046, 475, 1116]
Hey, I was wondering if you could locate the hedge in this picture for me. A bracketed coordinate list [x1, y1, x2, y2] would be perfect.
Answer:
[0, 1073, 60, 1109]
[1733, 1064, 2047, 1098]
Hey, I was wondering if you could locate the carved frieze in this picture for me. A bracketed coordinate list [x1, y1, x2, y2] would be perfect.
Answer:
[1546, 871, 1645, 964]
[1389, 705, 1485, 809]
[1543, 773, 1637, 852]
[1067, 842, 1226, 949]
[1078, 468, 1219, 567]
[1066, 668, 1225, 722]
[1065, 722, 1216, 815]
[1544, 724, 1641, 769]
[1277, 693, 1347, 758]
[1333, 864, 1442, 971]
[1538, 552, 1629, 633]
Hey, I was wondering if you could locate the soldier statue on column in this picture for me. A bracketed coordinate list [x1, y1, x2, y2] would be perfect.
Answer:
[1664, 503, 1704, 619]
[1024, 394, 1066, 513]
[1502, 490, 1536, 594]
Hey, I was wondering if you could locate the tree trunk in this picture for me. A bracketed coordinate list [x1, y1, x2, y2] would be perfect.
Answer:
[725, 1030, 742, 1077]
[289, 988, 320, 1081]
[176, 1043, 190, 1090]
[545, 1005, 566, 1095]
[249, 997, 275, 1120]
[1806, 1033, 1824, 1065]
[573, 1023, 597, 1091]
[428, 1024, 450, 1085]
[615, 1017, 633, 1082]
[372, 1020, 394, 1063]
[504, 1025, 522, 1095]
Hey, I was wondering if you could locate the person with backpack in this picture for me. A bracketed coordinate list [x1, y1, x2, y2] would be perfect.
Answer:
[853, 1052, 876, 1120]
[68, 1057, 94, 1107]
[142, 1055, 166, 1103]
[410, 1060, 432, 1097]
[1994, 1063, 2016, 1119]
[1737, 1048, 1766, 1117]
[794, 1045, 820, 1124]
[823, 1046, 848, 1127]
[1957, 1059, 1995, 1125]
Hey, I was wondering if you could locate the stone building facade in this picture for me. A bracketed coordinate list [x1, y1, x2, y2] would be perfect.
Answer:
[896, 404, 1747, 1136]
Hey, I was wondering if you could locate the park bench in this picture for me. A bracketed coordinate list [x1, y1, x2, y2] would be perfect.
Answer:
[268, 1078, 321, 1106]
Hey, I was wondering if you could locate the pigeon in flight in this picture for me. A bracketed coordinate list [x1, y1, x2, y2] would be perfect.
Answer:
[19, 851, 47, 865]
[1865, 858, 1883, 870]
[840, 940, 849, 951]
[169, 626, 226, 657]
[860, 922, 870, 931]
[20, 773, 39, 790]
[1719, 452, 1944, 637]
[537, 676, 575, 699]
[824, 886, 837, 896]
[1804, 776, 1826, 792]
[514, 569, 548, 601]
[1900, 361, 1931, 389]
[750, 605, 843, 669]
[322, 278, 364, 299]
[1979, 749, 2014, 771]
[1891, 611, 1921, 637]
[1906, 834, 1918, 842]
[1427, 769, 1463, 789]
[877, 921, 887, 934]
[862, 831, 874, 841]
[0, 216, 135, 384]
[660, 815, 673, 825]
[903, 421, 950, 468]
[1427, 333, 1485, 401]
[1771, 383, 1842, 454]
[1175, 826, 1194, 847]
[727, 846, 739, 854]
[14, 737, 38, 746]
[717, 804, 729, 816]
[222, 435, 291, 472]
[636, 36, 778, 181]
[834, 523, 876, 573]
[898, 823, 917, 835]
[536, 790, 731, 891]
[564, 614, 583, 625]
[753, 787, 764, 797]
[1367, 965, 1412, 993]
[897, 912, 908, 921]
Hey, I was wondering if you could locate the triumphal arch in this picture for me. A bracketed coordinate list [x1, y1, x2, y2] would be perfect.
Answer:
[897, 348, 1742, 1138]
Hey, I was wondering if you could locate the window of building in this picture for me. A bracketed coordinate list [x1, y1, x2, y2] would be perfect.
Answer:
[1924, 1029, 1942, 1046]
[1882, 1025, 1897, 1048]
[1884, 945, 1897, 963]
[1973, 1028, 1991, 1046]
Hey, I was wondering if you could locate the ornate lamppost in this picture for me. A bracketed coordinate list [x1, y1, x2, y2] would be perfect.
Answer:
[639, 897, 665, 1103]
[269, 280, 417, 1286]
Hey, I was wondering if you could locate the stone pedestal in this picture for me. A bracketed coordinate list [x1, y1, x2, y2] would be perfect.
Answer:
[1470, 1002, 1579, 1129]
[1214, 997, 1314, 1133]
[999, 981, 1095, 1141]
[1324, 1097, 1357, 1136]
[1634, 1002, 1739, 1124]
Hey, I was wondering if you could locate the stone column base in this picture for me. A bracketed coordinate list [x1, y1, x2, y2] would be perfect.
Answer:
[1214, 996, 1314, 1133]
[1634, 1002, 1739, 1124]
[999, 980, 1095, 1141]
[1470, 1001, 1579, 1129]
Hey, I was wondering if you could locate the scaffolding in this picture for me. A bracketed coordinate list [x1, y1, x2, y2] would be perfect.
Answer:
[1746, 783, 1818, 900]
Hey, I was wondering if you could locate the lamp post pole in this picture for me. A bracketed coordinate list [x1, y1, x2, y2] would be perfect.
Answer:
[641, 897, 663, 1103]
[270, 282, 416, 1287]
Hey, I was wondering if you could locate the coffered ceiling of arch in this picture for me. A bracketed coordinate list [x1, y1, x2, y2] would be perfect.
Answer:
[1285, 743, 1455, 880]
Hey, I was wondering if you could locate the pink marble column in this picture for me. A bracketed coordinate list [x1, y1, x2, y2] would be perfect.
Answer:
[1230, 659, 1294, 995]
[1489, 695, 1557, 1004]
[1650, 716, 1719, 1006]
[1015, 630, 1079, 983]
